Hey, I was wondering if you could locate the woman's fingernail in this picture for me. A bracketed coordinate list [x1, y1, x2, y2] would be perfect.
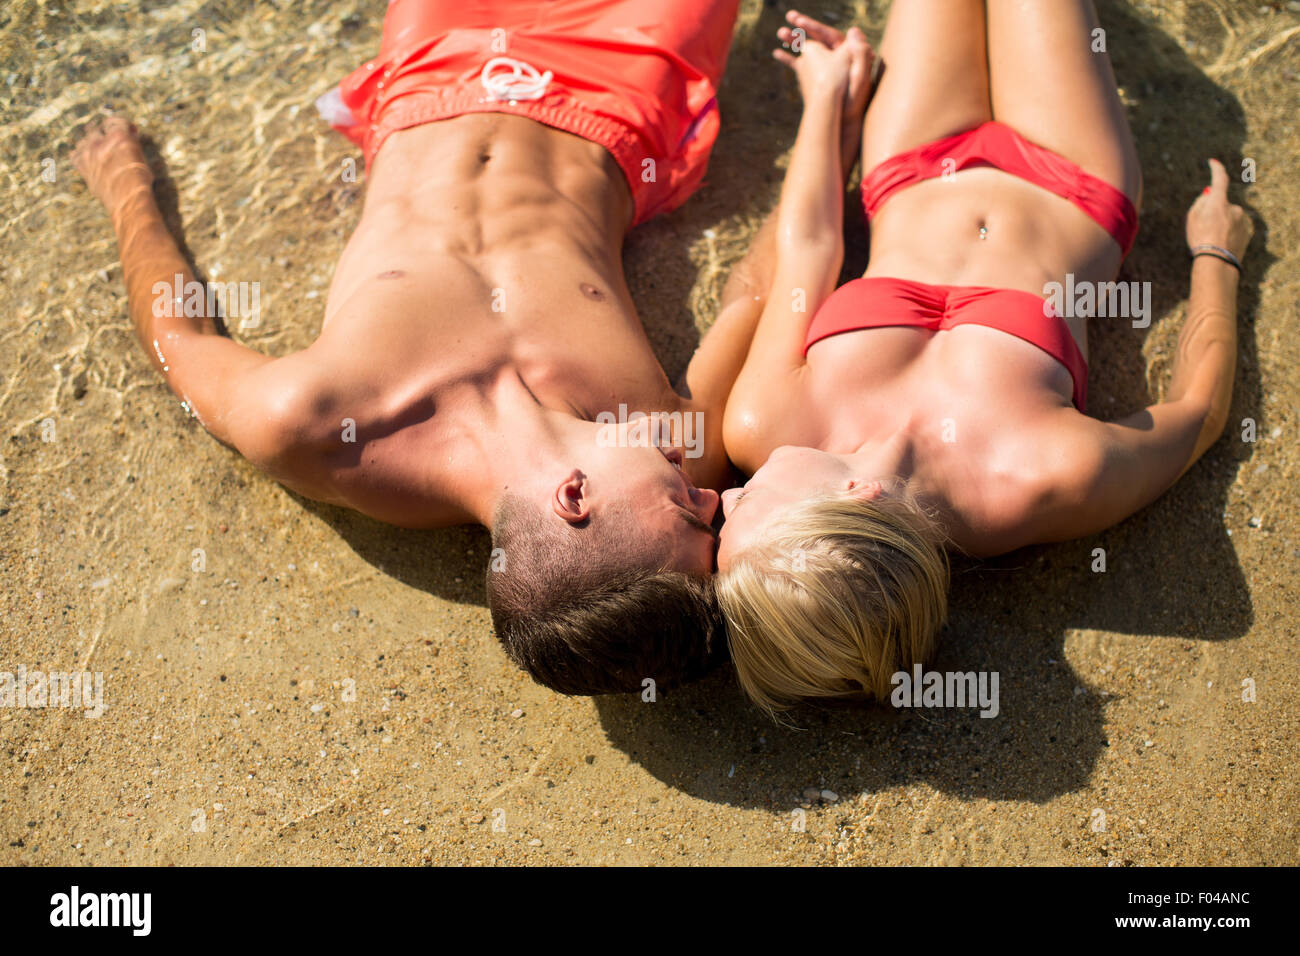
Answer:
[1204, 186, 1212, 195]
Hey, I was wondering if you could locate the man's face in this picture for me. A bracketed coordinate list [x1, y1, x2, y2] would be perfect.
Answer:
[581, 416, 721, 575]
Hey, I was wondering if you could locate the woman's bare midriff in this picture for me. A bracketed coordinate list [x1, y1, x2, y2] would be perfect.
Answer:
[802, 167, 1123, 428]
[801, 166, 1129, 420]
[863, 167, 1125, 350]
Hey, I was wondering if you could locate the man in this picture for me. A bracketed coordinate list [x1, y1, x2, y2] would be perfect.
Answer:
[71, 0, 757, 695]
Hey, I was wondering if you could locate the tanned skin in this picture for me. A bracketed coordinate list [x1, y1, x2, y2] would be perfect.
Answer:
[70, 7, 879, 573]
[720, 2, 1254, 564]
[71, 106, 779, 573]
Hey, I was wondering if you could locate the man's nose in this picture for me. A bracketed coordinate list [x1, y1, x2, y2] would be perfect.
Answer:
[691, 486, 720, 522]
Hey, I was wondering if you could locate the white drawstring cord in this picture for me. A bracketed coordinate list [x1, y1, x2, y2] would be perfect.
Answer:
[480, 56, 552, 103]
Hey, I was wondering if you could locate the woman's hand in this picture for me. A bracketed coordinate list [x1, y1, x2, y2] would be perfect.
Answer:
[775, 11, 871, 104]
[71, 115, 155, 217]
[1186, 158, 1253, 262]
[775, 10, 874, 174]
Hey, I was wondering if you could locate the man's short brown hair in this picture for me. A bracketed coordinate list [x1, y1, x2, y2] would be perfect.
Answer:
[485, 494, 725, 695]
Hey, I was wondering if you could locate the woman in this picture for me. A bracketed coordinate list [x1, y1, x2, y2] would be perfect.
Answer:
[715, 1, 1253, 714]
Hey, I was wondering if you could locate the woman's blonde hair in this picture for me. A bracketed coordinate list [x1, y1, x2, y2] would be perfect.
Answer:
[715, 490, 949, 716]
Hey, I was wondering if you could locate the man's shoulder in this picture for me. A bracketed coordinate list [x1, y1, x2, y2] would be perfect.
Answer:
[227, 352, 341, 472]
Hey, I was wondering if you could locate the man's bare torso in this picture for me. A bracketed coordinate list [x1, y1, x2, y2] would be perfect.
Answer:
[257, 113, 687, 526]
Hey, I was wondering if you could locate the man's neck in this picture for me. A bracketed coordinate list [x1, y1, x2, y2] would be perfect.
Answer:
[446, 372, 592, 527]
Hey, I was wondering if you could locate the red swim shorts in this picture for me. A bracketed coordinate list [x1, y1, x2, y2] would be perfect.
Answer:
[318, 0, 740, 225]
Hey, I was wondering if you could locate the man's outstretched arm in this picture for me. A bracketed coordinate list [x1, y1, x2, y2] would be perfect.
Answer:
[72, 117, 297, 464]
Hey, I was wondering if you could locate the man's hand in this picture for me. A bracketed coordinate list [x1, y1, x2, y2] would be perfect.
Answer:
[1186, 158, 1253, 262]
[774, 10, 874, 175]
[71, 115, 154, 217]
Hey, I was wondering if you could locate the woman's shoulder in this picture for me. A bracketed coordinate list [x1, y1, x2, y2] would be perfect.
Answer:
[722, 370, 817, 476]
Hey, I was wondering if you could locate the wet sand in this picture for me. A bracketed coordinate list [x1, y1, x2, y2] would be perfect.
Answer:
[1, 0, 1297, 865]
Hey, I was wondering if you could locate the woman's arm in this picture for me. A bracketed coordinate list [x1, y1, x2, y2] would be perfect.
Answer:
[723, 27, 866, 403]
[686, 95, 843, 478]
[677, 212, 780, 489]
[1162, 159, 1251, 470]
[683, 16, 874, 486]
[720, 77, 847, 466]
[1031, 159, 1254, 543]
[750, 81, 846, 366]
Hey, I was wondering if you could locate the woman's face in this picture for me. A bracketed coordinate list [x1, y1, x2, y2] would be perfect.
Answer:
[717, 446, 874, 569]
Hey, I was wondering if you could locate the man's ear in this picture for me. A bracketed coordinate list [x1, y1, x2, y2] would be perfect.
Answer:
[846, 479, 884, 502]
[552, 469, 591, 524]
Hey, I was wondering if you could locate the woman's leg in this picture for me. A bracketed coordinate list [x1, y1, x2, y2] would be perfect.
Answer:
[986, 0, 1141, 204]
[860, 0, 991, 171]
